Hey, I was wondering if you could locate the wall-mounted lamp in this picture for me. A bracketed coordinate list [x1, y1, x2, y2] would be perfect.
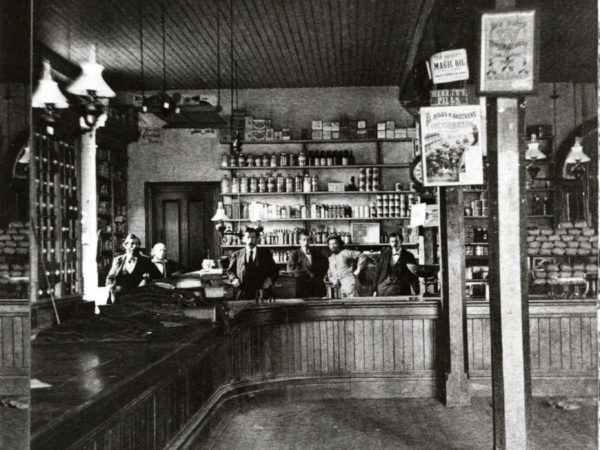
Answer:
[211, 201, 230, 236]
[525, 133, 546, 181]
[32, 60, 69, 133]
[564, 136, 590, 180]
[67, 45, 116, 130]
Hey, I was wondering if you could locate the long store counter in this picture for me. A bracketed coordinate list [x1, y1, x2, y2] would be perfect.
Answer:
[30, 297, 596, 449]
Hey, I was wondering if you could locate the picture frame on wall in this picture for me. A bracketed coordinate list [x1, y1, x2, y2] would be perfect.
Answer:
[479, 9, 538, 95]
[351, 222, 380, 244]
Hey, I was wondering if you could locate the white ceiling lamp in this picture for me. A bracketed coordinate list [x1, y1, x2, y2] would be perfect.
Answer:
[67, 45, 115, 98]
[68, 45, 115, 130]
[32, 60, 69, 110]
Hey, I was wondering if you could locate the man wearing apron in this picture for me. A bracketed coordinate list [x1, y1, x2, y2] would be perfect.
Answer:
[326, 234, 368, 298]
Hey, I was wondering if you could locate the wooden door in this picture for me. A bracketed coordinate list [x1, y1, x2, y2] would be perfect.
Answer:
[145, 182, 220, 271]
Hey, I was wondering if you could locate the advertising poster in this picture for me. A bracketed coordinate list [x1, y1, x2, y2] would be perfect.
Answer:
[428, 49, 469, 84]
[419, 105, 484, 186]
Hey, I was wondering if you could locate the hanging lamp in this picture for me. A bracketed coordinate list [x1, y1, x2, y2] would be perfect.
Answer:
[32, 60, 69, 110]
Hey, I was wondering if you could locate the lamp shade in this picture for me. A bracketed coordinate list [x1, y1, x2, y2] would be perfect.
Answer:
[565, 137, 591, 164]
[211, 202, 229, 221]
[32, 60, 69, 109]
[524, 134, 546, 161]
[67, 46, 116, 98]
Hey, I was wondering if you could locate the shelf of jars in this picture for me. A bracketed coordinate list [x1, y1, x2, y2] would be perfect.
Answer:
[223, 217, 412, 222]
[221, 191, 416, 196]
[221, 164, 411, 170]
[220, 243, 419, 248]
[221, 138, 415, 145]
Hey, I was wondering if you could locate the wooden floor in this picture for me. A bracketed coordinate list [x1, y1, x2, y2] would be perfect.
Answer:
[196, 396, 597, 450]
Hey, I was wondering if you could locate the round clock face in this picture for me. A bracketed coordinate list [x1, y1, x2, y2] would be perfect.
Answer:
[410, 155, 424, 191]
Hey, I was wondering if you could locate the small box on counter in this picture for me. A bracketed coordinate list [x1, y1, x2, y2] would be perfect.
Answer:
[386, 120, 395, 130]
[322, 130, 332, 140]
[312, 120, 323, 130]
[252, 130, 266, 141]
[312, 130, 323, 140]
[266, 128, 274, 140]
[394, 128, 407, 138]
[406, 127, 417, 138]
[328, 182, 345, 192]
[274, 130, 283, 140]
[253, 119, 266, 130]
[357, 120, 367, 129]
[377, 130, 387, 139]
[281, 128, 291, 140]
[377, 122, 386, 131]
[331, 131, 340, 140]
[385, 130, 395, 139]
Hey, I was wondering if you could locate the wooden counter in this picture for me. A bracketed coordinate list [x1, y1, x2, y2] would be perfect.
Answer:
[30, 296, 597, 449]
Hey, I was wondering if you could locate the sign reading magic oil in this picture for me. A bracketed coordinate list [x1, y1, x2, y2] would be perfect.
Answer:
[419, 105, 485, 187]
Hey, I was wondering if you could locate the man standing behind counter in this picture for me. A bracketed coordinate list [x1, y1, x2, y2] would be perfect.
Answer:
[372, 232, 419, 296]
[227, 228, 279, 299]
[286, 230, 329, 297]
[326, 234, 368, 298]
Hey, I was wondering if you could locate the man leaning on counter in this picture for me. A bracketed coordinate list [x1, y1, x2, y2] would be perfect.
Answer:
[286, 229, 329, 297]
[326, 234, 368, 298]
[372, 232, 419, 296]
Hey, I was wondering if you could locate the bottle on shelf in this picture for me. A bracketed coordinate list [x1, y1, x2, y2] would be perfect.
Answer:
[346, 176, 358, 191]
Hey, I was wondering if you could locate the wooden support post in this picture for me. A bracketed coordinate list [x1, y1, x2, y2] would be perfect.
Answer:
[487, 96, 532, 449]
[80, 129, 99, 300]
[439, 186, 471, 406]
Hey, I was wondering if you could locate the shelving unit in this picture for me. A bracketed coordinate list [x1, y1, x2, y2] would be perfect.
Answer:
[96, 145, 128, 285]
[218, 137, 437, 266]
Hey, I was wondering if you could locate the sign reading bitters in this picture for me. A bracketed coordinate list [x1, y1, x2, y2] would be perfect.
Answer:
[419, 105, 484, 187]
[428, 49, 469, 84]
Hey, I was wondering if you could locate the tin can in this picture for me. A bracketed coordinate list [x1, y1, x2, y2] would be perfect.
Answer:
[239, 176, 249, 193]
[286, 176, 294, 192]
[268, 176, 276, 193]
[249, 177, 258, 193]
[277, 175, 285, 192]
[295, 175, 303, 192]
[311, 175, 319, 192]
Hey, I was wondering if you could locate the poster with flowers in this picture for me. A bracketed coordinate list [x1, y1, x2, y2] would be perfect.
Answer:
[419, 105, 484, 186]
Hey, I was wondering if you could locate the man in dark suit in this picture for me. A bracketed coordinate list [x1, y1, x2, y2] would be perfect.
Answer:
[106, 234, 162, 303]
[227, 228, 279, 299]
[372, 232, 419, 296]
[150, 242, 182, 278]
[286, 230, 328, 297]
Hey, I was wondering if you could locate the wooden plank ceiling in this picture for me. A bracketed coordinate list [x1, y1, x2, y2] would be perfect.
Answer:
[34, 0, 435, 91]
[33, 0, 597, 91]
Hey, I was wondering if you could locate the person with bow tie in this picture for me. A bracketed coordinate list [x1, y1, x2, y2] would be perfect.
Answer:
[372, 232, 419, 297]
[226, 227, 279, 300]
[286, 230, 329, 297]
[105, 234, 162, 303]
[150, 243, 182, 278]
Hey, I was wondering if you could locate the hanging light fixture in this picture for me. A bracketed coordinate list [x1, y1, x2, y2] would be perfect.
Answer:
[211, 201, 230, 236]
[524, 133, 546, 181]
[32, 60, 69, 110]
[564, 136, 590, 179]
[67, 45, 115, 129]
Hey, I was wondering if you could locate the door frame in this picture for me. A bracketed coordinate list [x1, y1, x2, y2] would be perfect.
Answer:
[144, 181, 220, 260]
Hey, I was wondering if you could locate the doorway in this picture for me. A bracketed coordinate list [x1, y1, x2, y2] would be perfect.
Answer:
[145, 182, 220, 271]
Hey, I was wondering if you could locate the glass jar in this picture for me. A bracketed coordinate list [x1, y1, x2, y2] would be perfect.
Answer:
[237, 153, 245, 167]
[258, 176, 267, 193]
[221, 154, 229, 167]
[280, 153, 288, 167]
[286, 176, 294, 193]
[276, 174, 285, 192]
[268, 176, 276, 193]
[247, 154, 255, 167]
[239, 176, 249, 193]
[270, 154, 278, 167]
[295, 175, 304, 192]
[303, 174, 312, 192]
[221, 175, 231, 194]
[311, 175, 319, 192]
[231, 177, 239, 194]
[298, 150, 306, 166]
[262, 154, 269, 167]
[249, 177, 258, 193]
[229, 154, 237, 167]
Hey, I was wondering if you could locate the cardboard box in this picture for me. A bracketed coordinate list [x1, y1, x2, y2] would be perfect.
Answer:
[252, 130, 266, 141]
[394, 128, 407, 138]
[281, 128, 291, 140]
[274, 130, 283, 140]
[386, 120, 395, 130]
[377, 122, 386, 131]
[331, 131, 340, 140]
[322, 130, 332, 140]
[312, 130, 323, 140]
[266, 128, 274, 140]
[328, 182, 345, 192]
[312, 120, 323, 130]
[253, 119, 266, 130]
[385, 130, 395, 139]
[357, 120, 367, 129]
[377, 130, 387, 139]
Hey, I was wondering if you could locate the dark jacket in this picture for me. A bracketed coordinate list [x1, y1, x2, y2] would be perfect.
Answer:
[372, 248, 419, 295]
[106, 253, 162, 296]
[227, 247, 279, 298]
[151, 258, 181, 278]
[286, 247, 329, 297]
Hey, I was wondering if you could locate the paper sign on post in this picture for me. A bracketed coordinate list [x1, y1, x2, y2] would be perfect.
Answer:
[428, 49, 469, 84]
[410, 203, 427, 228]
